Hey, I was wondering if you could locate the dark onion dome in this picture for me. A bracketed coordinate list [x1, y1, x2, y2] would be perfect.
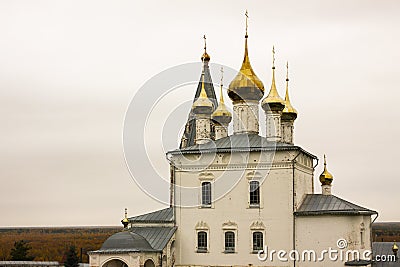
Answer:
[228, 35, 264, 102]
[319, 155, 333, 186]
[101, 231, 153, 251]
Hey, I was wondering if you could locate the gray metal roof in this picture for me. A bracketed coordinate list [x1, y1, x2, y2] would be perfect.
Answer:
[132, 227, 176, 251]
[91, 227, 176, 254]
[295, 194, 377, 216]
[101, 231, 153, 251]
[128, 207, 173, 223]
[372, 242, 400, 266]
[171, 134, 317, 159]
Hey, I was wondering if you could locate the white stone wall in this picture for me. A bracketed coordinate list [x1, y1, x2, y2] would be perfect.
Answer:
[265, 111, 282, 142]
[281, 120, 294, 144]
[295, 215, 372, 267]
[89, 252, 159, 267]
[232, 102, 260, 134]
[171, 150, 314, 267]
[195, 117, 212, 144]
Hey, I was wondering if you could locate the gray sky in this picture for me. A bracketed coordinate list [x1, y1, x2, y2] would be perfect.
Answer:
[0, 0, 399, 226]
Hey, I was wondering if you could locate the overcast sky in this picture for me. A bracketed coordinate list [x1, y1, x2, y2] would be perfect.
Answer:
[1, 0, 399, 227]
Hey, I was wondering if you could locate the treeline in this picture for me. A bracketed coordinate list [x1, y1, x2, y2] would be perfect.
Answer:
[0, 227, 121, 263]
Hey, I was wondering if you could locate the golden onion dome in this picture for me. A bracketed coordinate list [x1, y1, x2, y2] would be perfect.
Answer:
[282, 62, 298, 120]
[192, 72, 213, 114]
[319, 155, 334, 186]
[261, 47, 285, 111]
[212, 81, 232, 125]
[201, 51, 210, 62]
[393, 242, 399, 253]
[121, 208, 129, 228]
[228, 36, 264, 102]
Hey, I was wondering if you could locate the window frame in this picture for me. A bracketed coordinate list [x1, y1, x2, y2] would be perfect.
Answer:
[198, 172, 214, 208]
[252, 231, 264, 252]
[201, 181, 212, 207]
[224, 231, 235, 253]
[249, 180, 260, 206]
[197, 231, 208, 253]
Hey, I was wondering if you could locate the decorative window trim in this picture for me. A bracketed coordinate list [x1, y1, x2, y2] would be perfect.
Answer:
[250, 221, 266, 254]
[195, 221, 209, 253]
[222, 221, 238, 254]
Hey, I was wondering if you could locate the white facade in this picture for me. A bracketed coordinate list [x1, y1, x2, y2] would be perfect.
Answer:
[90, 25, 377, 267]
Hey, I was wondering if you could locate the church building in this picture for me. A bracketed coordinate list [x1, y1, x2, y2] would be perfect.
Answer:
[88, 14, 378, 267]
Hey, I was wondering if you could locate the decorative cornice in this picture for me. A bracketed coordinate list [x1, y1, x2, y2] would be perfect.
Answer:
[195, 221, 210, 230]
[250, 220, 266, 230]
[222, 221, 238, 230]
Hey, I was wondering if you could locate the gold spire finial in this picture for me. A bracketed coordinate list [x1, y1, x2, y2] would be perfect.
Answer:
[261, 46, 284, 107]
[212, 66, 232, 122]
[245, 10, 249, 37]
[319, 154, 333, 186]
[282, 61, 297, 116]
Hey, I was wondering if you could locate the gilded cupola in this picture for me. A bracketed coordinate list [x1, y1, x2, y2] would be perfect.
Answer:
[282, 62, 298, 120]
[319, 155, 334, 186]
[212, 67, 232, 126]
[192, 69, 214, 114]
[261, 46, 285, 112]
[121, 208, 129, 228]
[228, 11, 264, 102]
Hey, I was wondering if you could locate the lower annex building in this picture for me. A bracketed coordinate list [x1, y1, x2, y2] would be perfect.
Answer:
[88, 16, 383, 267]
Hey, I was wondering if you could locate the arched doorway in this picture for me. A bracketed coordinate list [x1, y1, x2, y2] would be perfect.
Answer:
[102, 259, 128, 267]
[144, 259, 155, 267]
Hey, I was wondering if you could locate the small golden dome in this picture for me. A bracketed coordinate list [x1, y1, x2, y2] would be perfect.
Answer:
[261, 47, 284, 111]
[121, 208, 129, 228]
[228, 36, 264, 102]
[212, 77, 232, 125]
[319, 155, 333, 186]
[282, 62, 298, 119]
[192, 71, 213, 114]
[201, 52, 210, 62]
[393, 242, 399, 253]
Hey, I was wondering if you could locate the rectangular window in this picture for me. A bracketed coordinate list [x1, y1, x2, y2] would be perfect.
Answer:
[250, 181, 260, 206]
[252, 231, 263, 251]
[202, 182, 211, 206]
[224, 231, 235, 253]
[197, 231, 207, 252]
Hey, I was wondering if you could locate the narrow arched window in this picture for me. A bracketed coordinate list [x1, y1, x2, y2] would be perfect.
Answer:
[197, 231, 207, 252]
[250, 181, 260, 205]
[224, 231, 235, 252]
[252, 231, 263, 251]
[202, 182, 211, 206]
